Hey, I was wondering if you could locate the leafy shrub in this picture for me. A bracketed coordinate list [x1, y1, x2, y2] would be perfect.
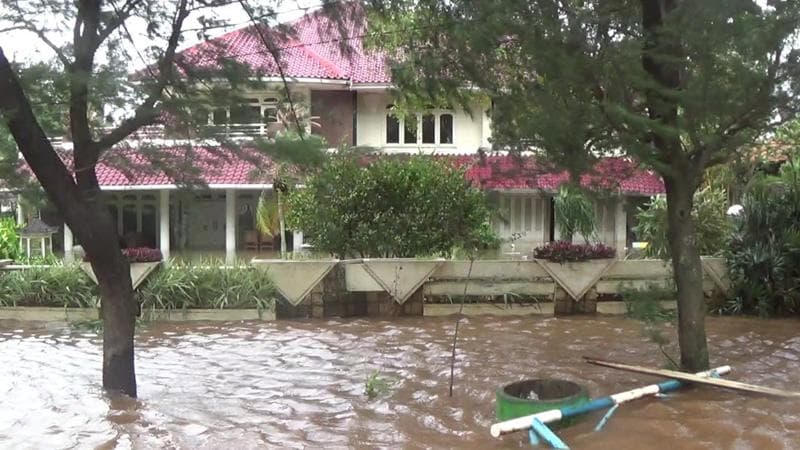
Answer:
[726, 160, 800, 316]
[286, 155, 499, 258]
[136, 259, 276, 313]
[554, 184, 596, 242]
[0, 263, 98, 307]
[83, 247, 163, 263]
[0, 217, 20, 260]
[634, 186, 730, 259]
[533, 241, 615, 262]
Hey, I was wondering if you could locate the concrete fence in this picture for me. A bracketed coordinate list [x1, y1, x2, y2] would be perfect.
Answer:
[254, 257, 730, 318]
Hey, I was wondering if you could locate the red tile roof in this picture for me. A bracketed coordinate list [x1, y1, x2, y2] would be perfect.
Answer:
[458, 154, 664, 194]
[177, 3, 391, 84]
[65, 147, 274, 187]
[16, 148, 662, 194]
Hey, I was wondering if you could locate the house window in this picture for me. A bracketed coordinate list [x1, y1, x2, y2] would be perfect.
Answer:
[386, 113, 400, 143]
[404, 114, 418, 143]
[385, 106, 455, 145]
[440, 114, 453, 144]
[422, 114, 435, 144]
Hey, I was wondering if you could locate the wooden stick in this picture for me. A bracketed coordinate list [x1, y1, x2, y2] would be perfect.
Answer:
[584, 356, 800, 398]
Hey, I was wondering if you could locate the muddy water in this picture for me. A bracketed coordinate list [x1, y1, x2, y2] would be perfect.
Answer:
[1, 316, 800, 449]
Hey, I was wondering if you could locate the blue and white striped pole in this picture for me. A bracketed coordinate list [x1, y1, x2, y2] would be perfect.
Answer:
[490, 365, 731, 439]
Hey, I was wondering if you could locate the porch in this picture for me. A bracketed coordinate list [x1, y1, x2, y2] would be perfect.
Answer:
[62, 187, 305, 264]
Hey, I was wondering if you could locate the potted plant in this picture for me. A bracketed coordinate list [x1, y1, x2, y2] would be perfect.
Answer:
[81, 247, 163, 290]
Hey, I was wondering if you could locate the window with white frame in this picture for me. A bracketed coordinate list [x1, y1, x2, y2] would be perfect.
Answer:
[386, 106, 454, 145]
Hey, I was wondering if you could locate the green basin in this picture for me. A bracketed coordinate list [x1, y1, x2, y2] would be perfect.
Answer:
[496, 379, 589, 426]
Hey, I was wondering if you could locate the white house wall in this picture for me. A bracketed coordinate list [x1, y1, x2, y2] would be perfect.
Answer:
[355, 91, 488, 153]
[494, 193, 628, 256]
[494, 193, 551, 253]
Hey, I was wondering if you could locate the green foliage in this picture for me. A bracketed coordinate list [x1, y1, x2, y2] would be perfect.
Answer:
[0, 264, 98, 307]
[0, 217, 20, 260]
[136, 260, 276, 314]
[634, 187, 731, 259]
[554, 184, 596, 242]
[621, 283, 679, 369]
[726, 160, 800, 316]
[286, 155, 499, 258]
[255, 193, 280, 237]
[365, 370, 394, 400]
[622, 283, 677, 324]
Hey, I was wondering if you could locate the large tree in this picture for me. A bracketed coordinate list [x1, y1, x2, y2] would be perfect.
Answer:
[369, 0, 800, 370]
[0, 0, 342, 396]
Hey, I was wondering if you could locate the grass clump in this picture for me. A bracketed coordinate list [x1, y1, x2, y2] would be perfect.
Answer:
[136, 258, 276, 314]
[0, 263, 98, 307]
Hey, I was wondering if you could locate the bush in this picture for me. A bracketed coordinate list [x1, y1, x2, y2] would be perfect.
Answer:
[554, 184, 596, 242]
[0, 263, 98, 307]
[0, 217, 19, 260]
[634, 186, 730, 259]
[136, 259, 276, 312]
[83, 247, 163, 263]
[726, 160, 800, 316]
[286, 155, 499, 258]
[533, 241, 615, 263]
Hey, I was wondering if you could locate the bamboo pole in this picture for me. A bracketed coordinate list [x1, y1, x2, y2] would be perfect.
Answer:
[584, 357, 800, 398]
[490, 365, 730, 438]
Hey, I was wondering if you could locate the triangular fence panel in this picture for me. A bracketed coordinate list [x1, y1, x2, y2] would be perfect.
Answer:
[537, 259, 615, 300]
[252, 260, 337, 306]
[361, 259, 443, 304]
[702, 257, 730, 295]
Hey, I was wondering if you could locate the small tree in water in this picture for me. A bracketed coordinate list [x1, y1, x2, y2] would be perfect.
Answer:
[369, 0, 800, 371]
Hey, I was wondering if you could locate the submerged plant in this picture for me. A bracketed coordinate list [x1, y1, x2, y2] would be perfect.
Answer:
[364, 370, 393, 400]
[621, 283, 679, 368]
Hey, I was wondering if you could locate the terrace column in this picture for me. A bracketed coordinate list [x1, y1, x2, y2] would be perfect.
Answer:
[15, 195, 23, 225]
[225, 189, 236, 264]
[159, 190, 170, 261]
[293, 231, 304, 252]
[614, 198, 627, 259]
[63, 224, 74, 262]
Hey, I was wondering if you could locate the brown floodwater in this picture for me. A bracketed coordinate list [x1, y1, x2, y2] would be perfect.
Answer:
[1, 315, 800, 449]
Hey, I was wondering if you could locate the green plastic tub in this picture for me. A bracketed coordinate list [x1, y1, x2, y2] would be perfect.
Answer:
[496, 379, 589, 426]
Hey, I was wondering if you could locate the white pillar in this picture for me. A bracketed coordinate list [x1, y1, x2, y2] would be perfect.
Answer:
[293, 231, 304, 252]
[16, 195, 23, 225]
[159, 190, 170, 261]
[614, 198, 627, 259]
[63, 224, 74, 262]
[225, 189, 236, 264]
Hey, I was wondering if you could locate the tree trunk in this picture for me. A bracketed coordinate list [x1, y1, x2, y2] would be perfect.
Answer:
[664, 177, 710, 372]
[0, 48, 138, 397]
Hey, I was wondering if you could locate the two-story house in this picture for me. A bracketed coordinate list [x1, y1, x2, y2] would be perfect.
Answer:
[45, 5, 663, 263]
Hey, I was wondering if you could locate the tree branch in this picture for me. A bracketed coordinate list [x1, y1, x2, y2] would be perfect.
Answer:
[0, 48, 82, 220]
[93, 0, 190, 152]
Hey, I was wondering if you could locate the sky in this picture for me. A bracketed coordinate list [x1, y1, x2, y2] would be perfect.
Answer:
[0, 0, 322, 67]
